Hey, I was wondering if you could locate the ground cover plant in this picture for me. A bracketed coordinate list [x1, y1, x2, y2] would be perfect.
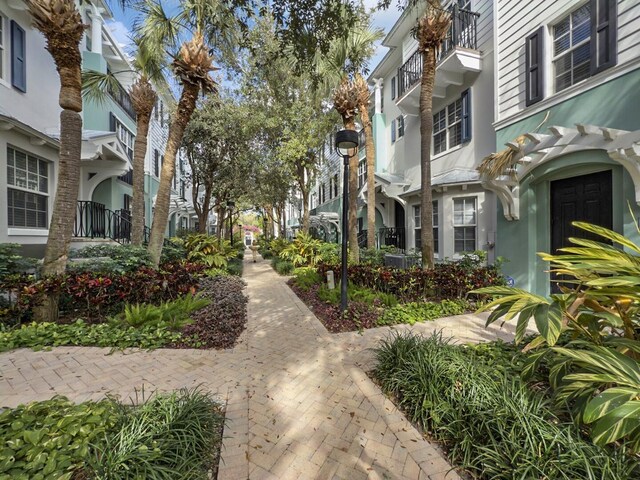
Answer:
[373, 333, 640, 479]
[0, 388, 224, 480]
[472, 220, 640, 451]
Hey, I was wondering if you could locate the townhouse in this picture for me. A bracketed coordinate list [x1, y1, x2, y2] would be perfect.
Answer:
[486, 0, 640, 294]
[0, 0, 196, 257]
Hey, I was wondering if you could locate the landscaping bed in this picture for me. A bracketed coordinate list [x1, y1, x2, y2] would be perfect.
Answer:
[0, 388, 224, 479]
[372, 333, 640, 479]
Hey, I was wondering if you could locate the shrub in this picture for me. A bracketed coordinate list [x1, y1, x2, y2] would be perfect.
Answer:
[160, 242, 188, 264]
[317, 284, 398, 307]
[317, 242, 340, 264]
[473, 220, 640, 450]
[204, 267, 230, 277]
[69, 245, 152, 274]
[271, 258, 294, 275]
[292, 268, 322, 292]
[226, 258, 244, 276]
[279, 232, 322, 267]
[179, 235, 237, 268]
[268, 238, 289, 257]
[377, 299, 469, 326]
[373, 333, 639, 479]
[115, 294, 209, 331]
[0, 243, 38, 280]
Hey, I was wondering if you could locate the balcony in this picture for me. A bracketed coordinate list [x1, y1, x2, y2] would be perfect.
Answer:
[396, 6, 481, 112]
[108, 80, 137, 121]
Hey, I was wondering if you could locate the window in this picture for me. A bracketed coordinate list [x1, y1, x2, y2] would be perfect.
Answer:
[7, 146, 48, 228]
[116, 122, 134, 160]
[433, 92, 471, 154]
[0, 14, 6, 81]
[396, 115, 405, 139]
[391, 76, 396, 100]
[553, 4, 591, 92]
[413, 202, 438, 252]
[433, 110, 447, 154]
[180, 180, 185, 199]
[391, 119, 396, 143]
[453, 197, 476, 253]
[329, 176, 334, 199]
[10, 20, 25, 92]
[153, 149, 159, 177]
[333, 174, 338, 197]
[358, 160, 366, 189]
[321, 184, 326, 204]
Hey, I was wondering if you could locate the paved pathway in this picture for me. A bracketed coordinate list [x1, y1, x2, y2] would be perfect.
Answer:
[0, 256, 526, 479]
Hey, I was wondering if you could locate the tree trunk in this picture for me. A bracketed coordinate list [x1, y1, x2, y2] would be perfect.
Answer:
[131, 112, 151, 245]
[148, 83, 199, 266]
[361, 106, 376, 249]
[419, 47, 436, 269]
[301, 187, 310, 233]
[344, 118, 359, 263]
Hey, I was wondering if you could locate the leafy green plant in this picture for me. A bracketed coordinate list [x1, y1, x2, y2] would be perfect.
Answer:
[377, 299, 469, 326]
[373, 333, 639, 479]
[271, 258, 294, 275]
[0, 244, 38, 280]
[204, 267, 230, 277]
[179, 235, 237, 268]
[69, 245, 153, 274]
[0, 396, 121, 479]
[472, 220, 640, 450]
[116, 295, 210, 331]
[88, 388, 224, 479]
[317, 283, 398, 307]
[279, 232, 322, 267]
[292, 268, 322, 292]
[267, 238, 290, 257]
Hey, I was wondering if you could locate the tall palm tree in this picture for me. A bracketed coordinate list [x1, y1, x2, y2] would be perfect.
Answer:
[316, 13, 383, 262]
[82, 41, 164, 246]
[417, 3, 450, 269]
[135, 0, 228, 266]
[25, 0, 85, 321]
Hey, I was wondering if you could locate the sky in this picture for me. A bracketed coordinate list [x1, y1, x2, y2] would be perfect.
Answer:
[106, 1, 402, 78]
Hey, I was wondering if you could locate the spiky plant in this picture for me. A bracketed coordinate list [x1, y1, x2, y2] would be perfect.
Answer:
[417, 3, 451, 269]
[25, 0, 85, 321]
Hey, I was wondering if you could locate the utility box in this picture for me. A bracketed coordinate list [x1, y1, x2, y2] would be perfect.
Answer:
[326, 270, 335, 290]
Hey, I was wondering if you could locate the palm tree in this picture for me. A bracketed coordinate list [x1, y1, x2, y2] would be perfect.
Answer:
[317, 14, 383, 262]
[417, 3, 450, 269]
[135, 0, 228, 266]
[82, 42, 164, 246]
[25, 0, 85, 321]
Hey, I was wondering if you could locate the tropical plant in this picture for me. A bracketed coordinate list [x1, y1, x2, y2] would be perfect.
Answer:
[279, 232, 323, 267]
[473, 220, 640, 450]
[25, 0, 86, 321]
[179, 234, 237, 268]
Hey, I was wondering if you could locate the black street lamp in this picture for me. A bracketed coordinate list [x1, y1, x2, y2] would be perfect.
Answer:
[335, 129, 359, 312]
[227, 200, 235, 244]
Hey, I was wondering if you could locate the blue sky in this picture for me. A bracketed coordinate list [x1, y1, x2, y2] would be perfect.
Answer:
[106, 1, 401, 75]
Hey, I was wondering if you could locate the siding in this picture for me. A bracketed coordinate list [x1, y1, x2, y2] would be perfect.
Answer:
[496, 0, 640, 122]
[474, 0, 493, 51]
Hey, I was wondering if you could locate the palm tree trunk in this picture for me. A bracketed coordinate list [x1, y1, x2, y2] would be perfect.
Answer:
[419, 47, 436, 269]
[361, 107, 376, 249]
[131, 112, 151, 245]
[345, 118, 359, 263]
[148, 83, 199, 266]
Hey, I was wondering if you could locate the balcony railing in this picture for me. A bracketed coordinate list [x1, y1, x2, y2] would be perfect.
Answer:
[107, 81, 137, 121]
[117, 169, 133, 185]
[397, 5, 479, 98]
[379, 227, 406, 250]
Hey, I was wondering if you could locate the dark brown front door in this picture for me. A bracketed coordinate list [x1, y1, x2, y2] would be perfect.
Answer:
[550, 170, 613, 290]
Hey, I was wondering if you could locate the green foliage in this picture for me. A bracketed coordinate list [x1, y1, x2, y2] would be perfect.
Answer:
[115, 295, 210, 331]
[0, 244, 37, 279]
[226, 258, 244, 276]
[377, 299, 469, 326]
[317, 284, 398, 308]
[268, 238, 290, 257]
[88, 388, 224, 479]
[279, 233, 322, 267]
[292, 268, 322, 292]
[160, 242, 188, 265]
[0, 396, 121, 480]
[359, 247, 386, 267]
[178, 235, 237, 268]
[204, 267, 230, 277]
[68, 245, 153, 274]
[271, 258, 294, 275]
[472, 220, 640, 450]
[317, 242, 340, 264]
[373, 333, 639, 479]
[0, 320, 182, 353]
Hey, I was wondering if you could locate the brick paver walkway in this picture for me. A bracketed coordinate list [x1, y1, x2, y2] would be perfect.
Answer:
[0, 255, 526, 479]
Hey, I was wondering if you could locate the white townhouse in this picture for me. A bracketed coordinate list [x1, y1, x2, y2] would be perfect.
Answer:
[364, 0, 497, 260]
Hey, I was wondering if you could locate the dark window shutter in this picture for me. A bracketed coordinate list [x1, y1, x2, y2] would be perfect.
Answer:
[391, 119, 396, 142]
[391, 76, 396, 100]
[153, 149, 159, 176]
[461, 89, 472, 142]
[109, 113, 116, 132]
[590, 0, 617, 74]
[10, 21, 26, 92]
[525, 26, 544, 106]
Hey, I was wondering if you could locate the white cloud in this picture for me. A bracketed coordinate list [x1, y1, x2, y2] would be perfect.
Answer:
[106, 20, 134, 54]
[366, 2, 403, 73]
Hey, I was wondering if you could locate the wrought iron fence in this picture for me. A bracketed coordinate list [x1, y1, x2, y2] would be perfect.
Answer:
[397, 5, 479, 98]
[379, 227, 406, 250]
[74, 201, 132, 244]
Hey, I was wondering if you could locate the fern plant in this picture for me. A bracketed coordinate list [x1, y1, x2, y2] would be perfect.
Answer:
[472, 219, 640, 451]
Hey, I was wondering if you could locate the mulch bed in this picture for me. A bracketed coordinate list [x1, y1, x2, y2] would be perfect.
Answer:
[288, 280, 380, 333]
[173, 276, 248, 349]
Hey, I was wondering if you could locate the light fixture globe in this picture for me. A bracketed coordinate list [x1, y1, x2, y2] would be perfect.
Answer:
[335, 129, 359, 156]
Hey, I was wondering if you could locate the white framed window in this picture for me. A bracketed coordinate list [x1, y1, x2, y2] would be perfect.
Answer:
[413, 201, 438, 252]
[553, 3, 591, 92]
[0, 13, 6, 82]
[433, 109, 447, 154]
[358, 159, 366, 189]
[111, 115, 134, 160]
[453, 197, 476, 253]
[7, 146, 49, 228]
[396, 115, 405, 139]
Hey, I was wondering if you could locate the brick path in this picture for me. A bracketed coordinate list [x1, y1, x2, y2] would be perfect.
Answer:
[0, 256, 526, 479]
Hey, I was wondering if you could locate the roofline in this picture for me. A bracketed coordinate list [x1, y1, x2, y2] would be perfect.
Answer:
[0, 114, 60, 148]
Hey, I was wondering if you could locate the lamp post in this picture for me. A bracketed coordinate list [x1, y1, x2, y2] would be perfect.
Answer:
[227, 200, 235, 245]
[335, 129, 359, 312]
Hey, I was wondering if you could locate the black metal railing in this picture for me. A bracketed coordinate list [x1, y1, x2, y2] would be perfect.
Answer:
[397, 5, 479, 98]
[357, 230, 368, 248]
[379, 227, 406, 250]
[74, 201, 133, 245]
[107, 81, 137, 121]
[117, 169, 133, 185]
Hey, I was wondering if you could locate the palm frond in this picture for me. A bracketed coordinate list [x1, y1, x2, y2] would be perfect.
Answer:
[133, 0, 181, 54]
[81, 69, 123, 105]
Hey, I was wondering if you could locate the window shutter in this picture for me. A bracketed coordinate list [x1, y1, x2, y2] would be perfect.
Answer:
[391, 76, 396, 100]
[590, 0, 617, 74]
[391, 119, 396, 142]
[461, 89, 471, 142]
[109, 113, 116, 132]
[525, 26, 544, 106]
[398, 116, 405, 137]
[10, 21, 26, 92]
